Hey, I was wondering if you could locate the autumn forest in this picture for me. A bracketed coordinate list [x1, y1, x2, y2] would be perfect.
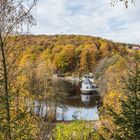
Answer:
[0, 0, 140, 140]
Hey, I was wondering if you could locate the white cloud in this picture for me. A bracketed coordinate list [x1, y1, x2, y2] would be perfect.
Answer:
[31, 0, 140, 44]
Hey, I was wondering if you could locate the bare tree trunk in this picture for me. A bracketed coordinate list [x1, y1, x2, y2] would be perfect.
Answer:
[0, 33, 11, 140]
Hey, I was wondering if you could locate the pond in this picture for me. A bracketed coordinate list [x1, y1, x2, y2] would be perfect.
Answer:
[30, 78, 101, 121]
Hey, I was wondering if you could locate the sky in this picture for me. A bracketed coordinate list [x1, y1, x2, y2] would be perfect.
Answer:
[30, 0, 140, 44]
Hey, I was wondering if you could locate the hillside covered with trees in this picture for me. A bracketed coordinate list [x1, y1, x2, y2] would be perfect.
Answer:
[7, 34, 137, 95]
[1, 34, 140, 139]
[1, 0, 139, 139]
[9, 35, 131, 74]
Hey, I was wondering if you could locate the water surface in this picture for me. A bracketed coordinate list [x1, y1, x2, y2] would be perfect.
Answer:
[33, 79, 101, 121]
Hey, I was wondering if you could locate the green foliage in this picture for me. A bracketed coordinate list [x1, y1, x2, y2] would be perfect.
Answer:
[98, 52, 140, 140]
[51, 121, 94, 140]
[113, 53, 140, 140]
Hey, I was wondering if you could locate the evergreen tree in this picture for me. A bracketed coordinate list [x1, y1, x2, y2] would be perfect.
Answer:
[98, 52, 140, 140]
[114, 52, 140, 140]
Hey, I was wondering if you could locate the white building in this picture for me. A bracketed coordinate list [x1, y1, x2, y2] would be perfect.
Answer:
[132, 46, 140, 50]
[82, 74, 94, 83]
[80, 78, 97, 93]
[81, 94, 91, 107]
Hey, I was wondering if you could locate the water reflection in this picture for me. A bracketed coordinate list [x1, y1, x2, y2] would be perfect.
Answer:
[57, 106, 98, 121]
[32, 78, 101, 121]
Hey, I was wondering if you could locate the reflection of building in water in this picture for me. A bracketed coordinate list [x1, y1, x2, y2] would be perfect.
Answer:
[33, 95, 100, 121]
[81, 94, 91, 108]
[80, 78, 97, 93]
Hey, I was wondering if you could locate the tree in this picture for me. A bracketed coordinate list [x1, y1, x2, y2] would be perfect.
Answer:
[80, 45, 96, 73]
[114, 53, 140, 140]
[53, 45, 76, 73]
[0, 0, 37, 139]
[97, 52, 140, 140]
